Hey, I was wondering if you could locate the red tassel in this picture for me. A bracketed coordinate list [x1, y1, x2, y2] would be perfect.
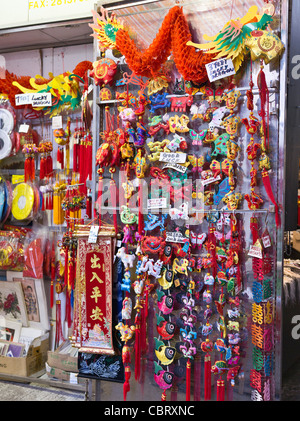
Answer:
[217, 379, 225, 401]
[261, 170, 281, 227]
[123, 367, 131, 401]
[186, 359, 191, 401]
[138, 182, 144, 236]
[204, 354, 211, 401]
[110, 179, 118, 234]
[86, 195, 92, 219]
[134, 312, 141, 381]
[64, 247, 69, 287]
[140, 302, 147, 354]
[30, 156, 35, 181]
[194, 355, 201, 401]
[55, 300, 65, 348]
[97, 175, 103, 227]
[24, 157, 30, 182]
[47, 155, 53, 177]
[65, 288, 72, 328]
[40, 157, 45, 179]
[73, 142, 79, 172]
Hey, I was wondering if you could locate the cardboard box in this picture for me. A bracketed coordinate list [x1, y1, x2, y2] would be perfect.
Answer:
[0, 334, 49, 377]
[47, 349, 78, 373]
[293, 231, 300, 253]
[45, 362, 78, 383]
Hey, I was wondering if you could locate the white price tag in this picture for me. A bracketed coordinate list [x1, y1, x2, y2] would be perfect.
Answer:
[88, 226, 99, 244]
[162, 163, 188, 173]
[205, 58, 236, 82]
[159, 152, 186, 164]
[19, 124, 29, 133]
[165, 231, 187, 243]
[52, 115, 63, 129]
[147, 197, 167, 209]
[248, 240, 263, 259]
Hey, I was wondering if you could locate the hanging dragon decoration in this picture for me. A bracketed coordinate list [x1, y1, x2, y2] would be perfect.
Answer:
[89, 5, 284, 84]
[0, 61, 93, 117]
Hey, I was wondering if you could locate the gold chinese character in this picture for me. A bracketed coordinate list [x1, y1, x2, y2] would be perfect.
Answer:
[264, 301, 273, 324]
[90, 286, 102, 303]
[90, 254, 101, 269]
[89, 271, 104, 284]
[252, 303, 263, 324]
[90, 306, 103, 321]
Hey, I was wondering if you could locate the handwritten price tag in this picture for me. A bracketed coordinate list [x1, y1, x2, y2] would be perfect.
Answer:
[88, 226, 99, 244]
[159, 152, 186, 164]
[147, 197, 167, 209]
[166, 231, 188, 243]
[162, 163, 187, 173]
[205, 58, 235, 82]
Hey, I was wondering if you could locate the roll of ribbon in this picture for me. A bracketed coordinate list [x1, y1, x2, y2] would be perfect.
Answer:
[11, 182, 35, 220]
[0, 108, 15, 133]
[0, 129, 12, 160]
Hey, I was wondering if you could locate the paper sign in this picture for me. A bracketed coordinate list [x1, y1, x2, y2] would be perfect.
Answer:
[15, 94, 32, 107]
[162, 163, 188, 173]
[15, 92, 52, 108]
[201, 175, 221, 186]
[262, 229, 272, 248]
[52, 115, 63, 129]
[205, 58, 235, 82]
[147, 197, 167, 209]
[248, 240, 263, 259]
[31, 93, 52, 107]
[88, 226, 99, 244]
[19, 124, 29, 133]
[166, 232, 188, 243]
[159, 152, 187, 164]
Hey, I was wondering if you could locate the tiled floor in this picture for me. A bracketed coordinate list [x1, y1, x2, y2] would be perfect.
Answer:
[0, 379, 86, 401]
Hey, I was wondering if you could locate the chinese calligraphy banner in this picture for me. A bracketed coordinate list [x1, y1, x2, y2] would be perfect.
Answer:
[72, 236, 115, 355]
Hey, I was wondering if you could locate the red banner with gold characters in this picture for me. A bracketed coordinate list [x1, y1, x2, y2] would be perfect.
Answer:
[72, 236, 115, 355]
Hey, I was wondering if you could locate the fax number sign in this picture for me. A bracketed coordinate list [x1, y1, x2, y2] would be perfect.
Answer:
[206, 58, 236, 82]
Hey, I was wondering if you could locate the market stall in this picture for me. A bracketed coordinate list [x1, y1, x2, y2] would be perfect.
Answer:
[0, 0, 288, 402]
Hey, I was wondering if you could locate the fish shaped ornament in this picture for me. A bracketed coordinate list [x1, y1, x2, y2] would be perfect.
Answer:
[154, 362, 174, 390]
[154, 338, 176, 366]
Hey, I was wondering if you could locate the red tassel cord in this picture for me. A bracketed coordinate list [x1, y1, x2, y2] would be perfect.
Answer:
[110, 175, 118, 234]
[55, 300, 65, 348]
[261, 170, 281, 227]
[217, 379, 225, 401]
[134, 311, 141, 382]
[257, 61, 269, 151]
[186, 359, 191, 401]
[123, 365, 131, 401]
[138, 180, 144, 237]
[50, 240, 56, 309]
[194, 355, 201, 401]
[204, 354, 211, 400]
[96, 170, 104, 226]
